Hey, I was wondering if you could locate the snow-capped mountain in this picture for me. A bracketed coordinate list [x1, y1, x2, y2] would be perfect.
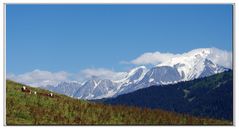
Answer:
[112, 66, 148, 96]
[42, 48, 229, 100]
[120, 66, 148, 84]
[41, 66, 149, 100]
[199, 59, 227, 78]
[41, 81, 82, 97]
[115, 48, 229, 96]
[157, 48, 227, 80]
[73, 79, 119, 100]
[114, 66, 148, 88]
[72, 66, 149, 99]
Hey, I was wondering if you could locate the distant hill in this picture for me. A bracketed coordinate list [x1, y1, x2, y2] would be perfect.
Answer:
[101, 70, 233, 121]
[6, 80, 231, 125]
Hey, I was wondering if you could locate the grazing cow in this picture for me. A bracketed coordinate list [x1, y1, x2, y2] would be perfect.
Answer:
[38, 92, 54, 98]
[21, 86, 31, 94]
[48, 93, 53, 97]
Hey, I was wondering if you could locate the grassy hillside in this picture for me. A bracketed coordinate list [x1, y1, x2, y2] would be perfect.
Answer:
[6, 80, 231, 125]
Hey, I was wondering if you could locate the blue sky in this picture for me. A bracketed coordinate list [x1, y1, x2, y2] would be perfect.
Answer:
[7, 4, 232, 75]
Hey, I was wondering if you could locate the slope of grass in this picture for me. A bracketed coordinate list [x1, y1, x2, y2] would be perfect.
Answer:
[6, 80, 231, 125]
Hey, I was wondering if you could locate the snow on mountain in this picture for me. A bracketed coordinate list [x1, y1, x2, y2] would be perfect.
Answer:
[124, 66, 148, 83]
[111, 66, 148, 96]
[113, 48, 228, 96]
[157, 48, 227, 80]
[114, 66, 148, 85]
[73, 79, 119, 100]
[115, 66, 182, 95]
[199, 59, 227, 78]
[143, 66, 182, 84]
[42, 66, 148, 100]
[42, 48, 229, 100]
[41, 81, 82, 97]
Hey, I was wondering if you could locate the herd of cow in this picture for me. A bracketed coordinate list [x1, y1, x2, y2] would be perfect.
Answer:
[21, 86, 56, 98]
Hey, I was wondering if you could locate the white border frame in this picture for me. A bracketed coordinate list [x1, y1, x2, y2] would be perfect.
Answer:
[1, 0, 238, 129]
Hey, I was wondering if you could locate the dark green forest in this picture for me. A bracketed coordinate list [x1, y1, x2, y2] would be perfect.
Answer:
[102, 70, 233, 121]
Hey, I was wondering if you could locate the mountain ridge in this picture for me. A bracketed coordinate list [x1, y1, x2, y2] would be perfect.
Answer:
[41, 48, 230, 100]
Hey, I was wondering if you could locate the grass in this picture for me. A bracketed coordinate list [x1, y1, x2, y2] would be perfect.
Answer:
[6, 80, 232, 125]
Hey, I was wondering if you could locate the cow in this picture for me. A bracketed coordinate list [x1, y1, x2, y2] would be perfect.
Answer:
[38, 92, 54, 98]
[48, 93, 54, 97]
[21, 86, 56, 98]
[21, 86, 31, 94]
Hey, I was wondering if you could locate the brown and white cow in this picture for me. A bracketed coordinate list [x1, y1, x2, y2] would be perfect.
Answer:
[21, 86, 31, 94]
[38, 92, 54, 97]
[48, 93, 54, 97]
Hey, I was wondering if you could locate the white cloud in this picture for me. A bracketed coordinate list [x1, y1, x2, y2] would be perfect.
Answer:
[129, 52, 178, 65]
[76, 68, 127, 81]
[126, 47, 232, 68]
[7, 69, 70, 87]
[7, 68, 127, 87]
[207, 47, 232, 68]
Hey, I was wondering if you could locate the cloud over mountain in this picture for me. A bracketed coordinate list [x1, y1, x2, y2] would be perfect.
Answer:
[7, 69, 70, 87]
[207, 48, 232, 68]
[7, 47, 232, 87]
[127, 47, 232, 69]
[7, 68, 127, 87]
[129, 52, 178, 65]
[75, 68, 127, 81]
